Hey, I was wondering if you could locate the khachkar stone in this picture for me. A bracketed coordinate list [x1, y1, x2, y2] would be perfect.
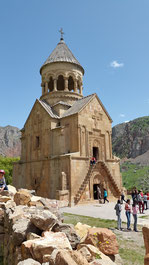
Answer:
[13, 30, 123, 206]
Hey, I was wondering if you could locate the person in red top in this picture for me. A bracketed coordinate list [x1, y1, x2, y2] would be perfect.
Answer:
[90, 157, 96, 166]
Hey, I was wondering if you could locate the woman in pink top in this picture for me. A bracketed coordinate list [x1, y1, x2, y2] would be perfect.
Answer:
[132, 202, 138, 232]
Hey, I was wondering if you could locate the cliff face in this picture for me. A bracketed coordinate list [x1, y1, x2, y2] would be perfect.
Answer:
[0, 125, 21, 157]
[112, 116, 149, 159]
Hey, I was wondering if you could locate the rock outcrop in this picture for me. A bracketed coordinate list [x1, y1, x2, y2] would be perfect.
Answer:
[112, 116, 149, 160]
[0, 125, 21, 157]
[0, 186, 119, 265]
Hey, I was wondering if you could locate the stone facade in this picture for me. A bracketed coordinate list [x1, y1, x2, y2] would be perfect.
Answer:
[13, 36, 122, 205]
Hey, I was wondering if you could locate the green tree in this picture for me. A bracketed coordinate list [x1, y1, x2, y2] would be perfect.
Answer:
[0, 156, 20, 185]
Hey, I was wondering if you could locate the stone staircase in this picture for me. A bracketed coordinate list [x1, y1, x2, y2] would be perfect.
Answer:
[74, 163, 96, 205]
[100, 161, 121, 196]
[74, 160, 121, 205]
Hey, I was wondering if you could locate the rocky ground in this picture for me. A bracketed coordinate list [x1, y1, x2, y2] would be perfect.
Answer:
[0, 186, 124, 265]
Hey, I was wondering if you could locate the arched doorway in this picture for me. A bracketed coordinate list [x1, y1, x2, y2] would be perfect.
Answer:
[57, 75, 64, 90]
[93, 184, 98, 199]
[93, 174, 104, 200]
[93, 146, 99, 160]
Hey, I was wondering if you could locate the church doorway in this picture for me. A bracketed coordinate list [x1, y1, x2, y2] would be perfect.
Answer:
[93, 147, 99, 160]
[93, 184, 98, 199]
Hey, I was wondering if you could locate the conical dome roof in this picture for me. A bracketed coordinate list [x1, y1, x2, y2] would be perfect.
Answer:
[40, 39, 84, 74]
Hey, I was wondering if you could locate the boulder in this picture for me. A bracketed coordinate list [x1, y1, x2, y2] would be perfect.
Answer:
[52, 222, 80, 249]
[42, 249, 59, 264]
[142, 226, 149, 254]
[75, 222, 91, 239]
[28, 196, 43, 207]
[21, 239, 35, 260]
[12, 217, 41, 246]
[27, 232, 41, 241]
[0, 208, 4, 225]
[17, 258, 41, 265]
[14, 190, 32, 205]
[77, 244, 114, 263]
[31, 209, 58, 231]
[31, 232, 72, 263]
[7, 185, 17, 195]
[18, 188, 35, 195]
[142, 226, 149, 265]
[54, 250, 89, 265]
[39, 198, 62, 221]
[82, 228, 119, 255]
[90, 260, 117, 265]
[0, 196, 11, 203]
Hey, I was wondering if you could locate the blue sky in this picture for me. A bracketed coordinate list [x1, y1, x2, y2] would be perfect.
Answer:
[0, 0, 149, 128]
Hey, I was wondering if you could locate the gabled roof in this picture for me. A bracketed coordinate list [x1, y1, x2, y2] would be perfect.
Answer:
[37, 94, 112, 122]
[40, 39, 84, 74]
[61, 94, 95, 118]
[38, 99, 59, 119]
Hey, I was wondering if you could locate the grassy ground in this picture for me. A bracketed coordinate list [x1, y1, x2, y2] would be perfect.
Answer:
[64, 213, 145, 265]
[121, 161, 149, 192]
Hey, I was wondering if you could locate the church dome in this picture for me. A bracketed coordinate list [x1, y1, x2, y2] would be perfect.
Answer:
[40, 32, 84, 105]
[40, 39, 84, 74]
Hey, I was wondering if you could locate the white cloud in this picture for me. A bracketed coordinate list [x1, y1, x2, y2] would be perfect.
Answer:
[124, 120, 129, 123]
[110, 60, 124, 68]
[119, 114, 125, 117]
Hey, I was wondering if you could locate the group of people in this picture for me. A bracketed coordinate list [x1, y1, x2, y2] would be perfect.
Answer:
[131, 189, 149, 213]
[114, 189, 149, 232]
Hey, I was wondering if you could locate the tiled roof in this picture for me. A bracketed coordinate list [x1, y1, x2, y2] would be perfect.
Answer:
[61, 94, 95, 118]
[38, 99, 59, 119]
[38, 94, 112, 121]
[40, 40, 84, 73]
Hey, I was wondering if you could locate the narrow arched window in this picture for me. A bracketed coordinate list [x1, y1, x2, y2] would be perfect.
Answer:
[48, 77, 54, 92]
[77, 81, 80, 93]
[57, 75, 64, 91]
[68, 76, 74, 91]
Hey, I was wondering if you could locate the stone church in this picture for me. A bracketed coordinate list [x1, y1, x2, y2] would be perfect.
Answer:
[13, 33, 122, 206]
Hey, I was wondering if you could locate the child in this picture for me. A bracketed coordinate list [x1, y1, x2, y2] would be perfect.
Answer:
[0, 170, 8, 191]
[114, 200, 122, 230]
[103, 188, 109, 203]
[125, 199, 131, 230]
[132, 201, 138, 232]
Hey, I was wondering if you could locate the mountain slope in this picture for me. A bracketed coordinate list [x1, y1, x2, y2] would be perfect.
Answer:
[0, 125, 21, 157]
[112, 116, 149, 159]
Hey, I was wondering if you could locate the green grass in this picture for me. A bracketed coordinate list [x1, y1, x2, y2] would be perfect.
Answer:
[139, 215, 149, 219]
[119, 247, 144, 265]
[64, 212, 118, 228]
[121, 162, 149, 192]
